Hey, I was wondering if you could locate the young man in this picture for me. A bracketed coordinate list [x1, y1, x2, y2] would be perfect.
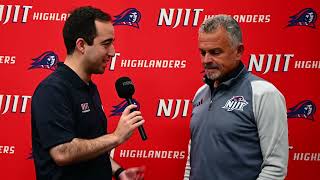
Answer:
[184, 15, 288, 180]
[31, 6, 144, 180]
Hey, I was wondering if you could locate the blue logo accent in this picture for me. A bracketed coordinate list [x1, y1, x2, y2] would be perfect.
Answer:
[287, 100, 316, 121]
[288, 8, 317, 28]
[110, 99, 140, 117]
[113, 8, 141, 28]
[29, 51, 59, 70]
[27, 149, 33, 160]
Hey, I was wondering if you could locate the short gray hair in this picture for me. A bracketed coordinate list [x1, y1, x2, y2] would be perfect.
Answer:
[199, 15, 242, 48]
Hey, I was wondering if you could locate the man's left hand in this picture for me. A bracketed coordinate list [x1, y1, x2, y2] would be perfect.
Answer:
[119, 166, 145, 180]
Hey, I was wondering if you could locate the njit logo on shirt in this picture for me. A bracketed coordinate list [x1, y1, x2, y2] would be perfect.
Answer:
[81, 103, 90, 113]
[222, 96, 248, 112]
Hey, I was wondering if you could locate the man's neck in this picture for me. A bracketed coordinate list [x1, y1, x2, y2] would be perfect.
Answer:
[213, 61, 243, 88]
[64, 55, 91, 84]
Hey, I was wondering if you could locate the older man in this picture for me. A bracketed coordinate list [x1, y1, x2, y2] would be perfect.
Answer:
[184, 15, 288, 180]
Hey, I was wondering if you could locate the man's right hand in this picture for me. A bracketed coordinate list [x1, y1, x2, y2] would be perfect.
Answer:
[112, 105, 145, 144]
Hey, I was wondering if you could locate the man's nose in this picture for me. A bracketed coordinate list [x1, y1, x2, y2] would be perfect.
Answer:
[202, 52, 213, 63]
[108, 44, 116, 57]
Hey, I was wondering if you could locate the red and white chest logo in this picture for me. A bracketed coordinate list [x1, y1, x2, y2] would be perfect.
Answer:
[81, 103, 90, 113]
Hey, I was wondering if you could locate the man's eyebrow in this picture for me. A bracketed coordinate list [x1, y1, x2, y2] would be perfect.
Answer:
[100, 38, 115, 44]
[199, 47, 221, 51]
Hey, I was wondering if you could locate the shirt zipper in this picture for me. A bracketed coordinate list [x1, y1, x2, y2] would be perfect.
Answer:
[209, 88, 218, 111]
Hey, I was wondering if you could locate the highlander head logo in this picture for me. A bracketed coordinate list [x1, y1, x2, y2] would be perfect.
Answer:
[113, 8, 141, 28]
[222, 96, 248, 112]
[287, 100, 316, 121]
[288, 8, 317, 28]
[110, 99, 140, 116]
[29, 51, 59, 70]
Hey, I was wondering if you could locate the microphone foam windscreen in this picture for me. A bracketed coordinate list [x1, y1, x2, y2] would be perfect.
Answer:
[115, 77, 135, 99]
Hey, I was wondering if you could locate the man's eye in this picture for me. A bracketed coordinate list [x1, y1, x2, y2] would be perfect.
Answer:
[200, 50, 206, 56]
[102, 43, 111, 47]
[209, 50, 221, 55]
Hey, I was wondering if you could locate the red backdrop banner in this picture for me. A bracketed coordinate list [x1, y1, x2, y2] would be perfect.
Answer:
[0, 0, 319, 179]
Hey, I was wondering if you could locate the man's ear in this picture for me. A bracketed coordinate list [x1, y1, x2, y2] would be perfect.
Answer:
[75, 38, 86, 54]
[236, 44, 244, 59]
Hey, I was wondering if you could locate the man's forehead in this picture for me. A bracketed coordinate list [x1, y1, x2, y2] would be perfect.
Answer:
[95, 21, 114, 32]
[94, 21, 114, 40]
[198, 33, 228, 45]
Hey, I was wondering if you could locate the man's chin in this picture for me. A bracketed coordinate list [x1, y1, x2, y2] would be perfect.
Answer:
[98, 69, 105, 74]
[92, 69, 105, 74]
[206, 73, 220, 81]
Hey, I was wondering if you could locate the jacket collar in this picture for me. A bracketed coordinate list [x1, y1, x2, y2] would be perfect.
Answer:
[204, 61, 248, 89]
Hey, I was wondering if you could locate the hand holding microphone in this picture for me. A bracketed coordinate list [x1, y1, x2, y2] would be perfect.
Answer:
[113, 104, 144, 144]
[114, 77, 147, 141]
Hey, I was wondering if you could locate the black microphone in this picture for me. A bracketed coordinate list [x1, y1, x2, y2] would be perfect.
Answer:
[115, 77, 147, 141]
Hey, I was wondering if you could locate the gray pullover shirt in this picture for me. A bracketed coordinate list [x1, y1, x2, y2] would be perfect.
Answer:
[184, 64, 288, 180]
